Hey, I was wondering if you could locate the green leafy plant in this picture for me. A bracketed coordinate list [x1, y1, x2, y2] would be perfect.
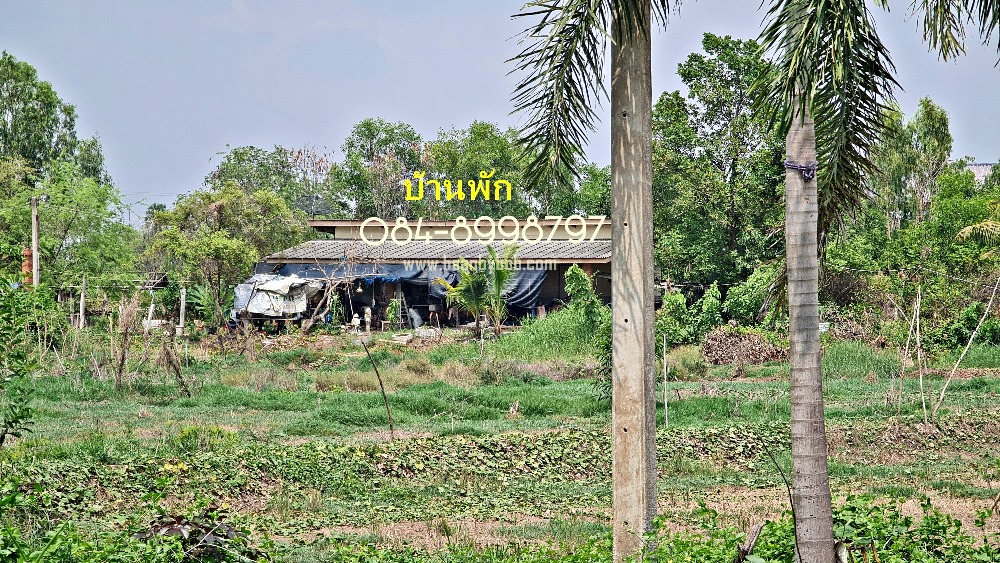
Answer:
[0, 276, 42, 448]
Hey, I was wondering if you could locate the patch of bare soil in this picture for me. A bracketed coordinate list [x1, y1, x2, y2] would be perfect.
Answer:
[658, 487, 788, 533]
[897, 492, 1000, 537]
[660, 486, 1000, 539]
[920, 368, 1000, 380]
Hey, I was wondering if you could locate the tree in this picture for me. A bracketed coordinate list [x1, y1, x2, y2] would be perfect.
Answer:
[0, 51, 78, 169]
[334, 118, 423, 219]
[0, 157, 138, 291]
[206, 145, 299, 198]
[873, 98, 953, 233]
[759, 1, 998, 561]
[148, 183, 307, 323]
[435, 258, 489, 335]
[482, 246, 517, 336]
[426, 121, 533, 218]
[652, 34, 784, 287]
[510, 0, 675, 557]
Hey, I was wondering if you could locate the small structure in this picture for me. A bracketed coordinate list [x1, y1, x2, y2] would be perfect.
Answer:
[968, 163, 995, 186]
[233, 218, 612, 328]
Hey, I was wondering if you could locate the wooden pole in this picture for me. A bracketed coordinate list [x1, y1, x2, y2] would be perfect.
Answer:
[31, 196, 39, 287]
[610, 0, 656, 559]
[916, 287, 927, 424]
[79, 275, 87, 329]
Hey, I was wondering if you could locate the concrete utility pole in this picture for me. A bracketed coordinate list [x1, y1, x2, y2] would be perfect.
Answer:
[31, 196, 40, 287]
[79, 275, 87, 329]
[610, 0, 657, 559]
[178, 287, 187, 336]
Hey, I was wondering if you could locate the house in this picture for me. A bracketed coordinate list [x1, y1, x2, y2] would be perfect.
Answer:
[234, 217, 612, 328]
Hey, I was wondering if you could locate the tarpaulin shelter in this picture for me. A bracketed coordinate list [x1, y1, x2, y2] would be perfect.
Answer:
[235, 218, 613, 325]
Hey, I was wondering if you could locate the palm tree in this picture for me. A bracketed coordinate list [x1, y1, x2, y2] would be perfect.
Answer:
[512, 0, 998, 560]
[759, 1, 997, 561]
[482, 246, 518, 337]
[510, 1, 673, 557]
[434, 258, 488, 334]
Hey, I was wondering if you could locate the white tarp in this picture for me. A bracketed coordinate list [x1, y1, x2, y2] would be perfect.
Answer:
[233, 275, 322, 317]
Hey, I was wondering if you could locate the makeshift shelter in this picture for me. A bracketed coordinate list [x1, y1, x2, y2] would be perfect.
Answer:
[233, 218, 612, 328]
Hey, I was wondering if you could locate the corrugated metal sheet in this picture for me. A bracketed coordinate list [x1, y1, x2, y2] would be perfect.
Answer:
[265, 239, 611, 263]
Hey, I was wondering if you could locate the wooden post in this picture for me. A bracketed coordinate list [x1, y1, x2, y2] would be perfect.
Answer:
[79, 275, 87, 329]
[31, 196, 39, 287]
[610, 0, 656, 559]
[178, 287, 187, 336]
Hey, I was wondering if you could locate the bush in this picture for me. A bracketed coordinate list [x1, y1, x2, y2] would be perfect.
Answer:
[0, 277, 58, 447]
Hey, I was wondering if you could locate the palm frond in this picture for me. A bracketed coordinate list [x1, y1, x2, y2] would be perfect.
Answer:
[958, 219, 1000, 244]
[913, 0, 1000, 60]
[509, 0, 678, 190]
[758, 0, 899, 247]
[510, 0, 610, 190]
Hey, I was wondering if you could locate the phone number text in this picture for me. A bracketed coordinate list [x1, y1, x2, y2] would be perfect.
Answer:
[359, 215, 608, 246]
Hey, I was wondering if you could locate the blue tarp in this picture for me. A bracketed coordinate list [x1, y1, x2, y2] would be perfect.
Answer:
[244, 261, 549, 310]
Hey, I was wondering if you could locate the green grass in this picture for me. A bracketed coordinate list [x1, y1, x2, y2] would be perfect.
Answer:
[8, 336, 1000, 560]
[933, 343, 1000, 369]
[822, 340, 901, 380]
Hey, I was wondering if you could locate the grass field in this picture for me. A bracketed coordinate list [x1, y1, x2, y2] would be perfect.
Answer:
[3, 332, 1000, 561]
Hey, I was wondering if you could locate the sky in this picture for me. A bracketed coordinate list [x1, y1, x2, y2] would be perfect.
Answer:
[3, 1, 999, 221]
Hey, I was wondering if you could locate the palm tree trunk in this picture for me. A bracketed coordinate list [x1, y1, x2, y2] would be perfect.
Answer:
[610, 0, 656, 560]
[785, 98, 834, 563]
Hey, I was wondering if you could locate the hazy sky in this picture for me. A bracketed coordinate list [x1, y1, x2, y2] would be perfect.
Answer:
[3, 1, 999, 220]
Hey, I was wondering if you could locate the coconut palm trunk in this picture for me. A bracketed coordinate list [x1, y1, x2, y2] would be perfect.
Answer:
[785, 99, 834, 562]
[610, 0, 657, 559]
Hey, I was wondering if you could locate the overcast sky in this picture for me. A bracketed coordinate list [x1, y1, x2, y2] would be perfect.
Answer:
[3, 1, 999, 220]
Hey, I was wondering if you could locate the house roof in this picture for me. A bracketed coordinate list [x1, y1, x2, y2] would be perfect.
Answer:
[263, 239, 611, 264]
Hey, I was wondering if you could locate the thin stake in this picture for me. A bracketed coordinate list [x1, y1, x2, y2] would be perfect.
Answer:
[662, 334, 668, 429]
[895, 301, 919, 421]
[361, 340, 395, 440]
[933, 275, 1000, 417]
[915, 287, 927, 425]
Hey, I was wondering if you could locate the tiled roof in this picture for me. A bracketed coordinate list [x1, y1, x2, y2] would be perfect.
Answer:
[265, 239, 611, 263]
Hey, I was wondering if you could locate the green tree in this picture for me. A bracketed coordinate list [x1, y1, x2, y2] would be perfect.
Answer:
[0, 51, 77, 169]
[873, 98, 953, 233]
[426, 121, 533, 218]
[0, 158, 139, 291]
[335, 118, 423, 219]
[149, 183, 307, 322]
[652, 34, 784, 286]
[435, 246, 517, 337]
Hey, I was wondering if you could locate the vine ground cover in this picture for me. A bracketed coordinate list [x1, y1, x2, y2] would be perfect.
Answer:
[2, 337, 1000, 561]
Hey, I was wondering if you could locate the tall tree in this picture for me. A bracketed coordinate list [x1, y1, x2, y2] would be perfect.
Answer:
[652, 34, 784, 287]
[760, 1, 998, 561]
[148, 183, 307, 320]
[0, 157, 138, 290]
[335, 117, 423, 219]
[510, 0, 675, 558]
[0, 52, 77, 169]
[872, 98, 953, 233]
